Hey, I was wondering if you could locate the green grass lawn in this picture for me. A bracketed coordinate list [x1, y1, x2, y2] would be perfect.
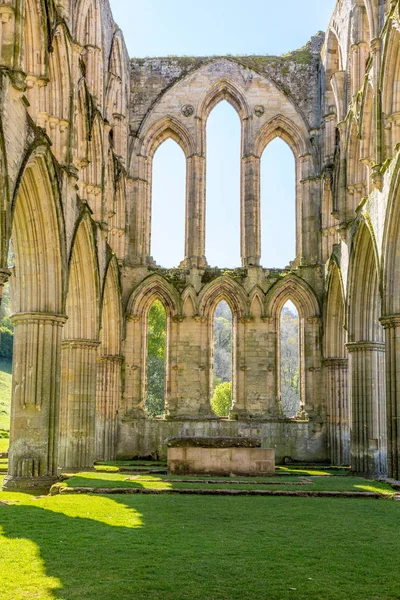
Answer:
[0, 358, 11, 433]
[60, 471, 395, 496]
[0, 476, 400, 600]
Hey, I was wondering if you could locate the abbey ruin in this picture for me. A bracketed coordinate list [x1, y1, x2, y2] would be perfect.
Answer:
[0, 0, 399, 491]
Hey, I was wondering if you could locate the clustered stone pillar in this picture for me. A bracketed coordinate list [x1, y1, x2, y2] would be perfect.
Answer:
[59, 339, 100, 471]
[346, 341, 387, 477]
[324, 358, 350, 465]
[381, 316, 400, 480]
[95, 355, 123, 461]
[242, 155, 260, 267]
[3, 312, 66, 492]
[185, 154, 206, 268]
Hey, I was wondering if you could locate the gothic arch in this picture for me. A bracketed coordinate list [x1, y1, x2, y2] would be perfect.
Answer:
[197, 76, 252, 122]
[10, 146, 65, 314]
[75, 0, 103, 105]
[105, 30, 128, 161]
[5, 146, 66, 490]
[38, 24, 72, 163]
[181, 284, 198, 317]
[96, 256, 122, 461]
[381, 22, 400, 155]
[198, 276, 248, 319]
[63, 214, 100, 340]
[23, 0, 47, 79]
[265, 274, 320, 319]
[325, 260, 347, 358]
[249, 285, 266, 318]
[382, 152, 400, 315]
[347, 218, 383, 342]
[127, 274, 181, 319]
[324, 258, 350, 467]
[75, 0, 102, 47]
[254, 114, 309, 160]
[138, 116, 195, 160]
[46, 25, 71, 121]
[346, 217, 386, 476]
[99, 256, 122, 355]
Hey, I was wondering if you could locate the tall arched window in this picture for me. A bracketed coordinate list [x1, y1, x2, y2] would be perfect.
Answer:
[280, 300, 300, 417]
[206, 101, 241, 268]
[260, 139, 296, 268]
[145, 300, 167, 417]
[211, 300, 233, 416]
[151, 139, 186, 267]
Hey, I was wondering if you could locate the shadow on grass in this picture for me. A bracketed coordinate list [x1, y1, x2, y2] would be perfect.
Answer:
[1, 492, 400, 600]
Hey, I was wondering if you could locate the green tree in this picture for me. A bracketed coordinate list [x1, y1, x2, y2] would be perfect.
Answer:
[211, 381, 232, 417]
[280, 305, 300, 417]
[145, 300, 166, 417]
[213, 301, 232, 383]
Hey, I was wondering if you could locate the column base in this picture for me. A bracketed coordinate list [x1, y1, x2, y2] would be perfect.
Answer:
[2, 475, 59, 495]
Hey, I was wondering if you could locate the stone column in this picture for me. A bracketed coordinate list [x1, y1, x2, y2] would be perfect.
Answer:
[95, 355, 123, 462]
[184, 154, 207, 268]
[324, 358, 350, 466]
[243, 316, 279, 418]
[230, 317, 247, 419]
[381, 316, 400, 480]
[122, 316, 146, 418]
[346, 341, 387, 477]
[241, 155, 260, 267]
[59, 339, 100, 471]
[3, 312, 66, 492]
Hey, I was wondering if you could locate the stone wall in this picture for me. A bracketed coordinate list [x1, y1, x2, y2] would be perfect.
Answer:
[2, 0, 400, 490]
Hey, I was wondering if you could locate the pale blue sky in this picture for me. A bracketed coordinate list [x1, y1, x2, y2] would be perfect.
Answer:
[109, 0, 336, 268]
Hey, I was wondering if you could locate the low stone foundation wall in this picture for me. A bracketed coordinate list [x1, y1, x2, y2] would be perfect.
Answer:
[168, 447, 275, 476]
[116, 417, 327, 463]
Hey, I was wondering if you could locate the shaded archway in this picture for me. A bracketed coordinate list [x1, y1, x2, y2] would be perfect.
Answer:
[3, 149, 65, 492]
[347, 220, 386, 476]
[59, 215, 100, 471]
[324, 262, 350, 465]
[95, 258, 122, 461]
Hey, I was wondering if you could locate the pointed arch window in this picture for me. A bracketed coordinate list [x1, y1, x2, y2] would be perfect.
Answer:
[151, 139, 186, 267]
[279, 300, 300, 417]
[145, 300, 167, 417]
[211, 300, 233, 416]
[260, 138, 296, 268]
[206, 101, 241, 268]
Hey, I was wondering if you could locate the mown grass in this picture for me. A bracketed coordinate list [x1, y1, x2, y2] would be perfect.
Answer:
[61, 471, 395, 496]
[0, 475, 400, 600]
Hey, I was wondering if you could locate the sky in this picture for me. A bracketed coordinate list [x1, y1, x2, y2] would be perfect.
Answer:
[109, 0, 337, 269]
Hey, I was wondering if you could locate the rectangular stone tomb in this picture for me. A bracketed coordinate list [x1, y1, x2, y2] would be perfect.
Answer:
[166, 436, 275, 476]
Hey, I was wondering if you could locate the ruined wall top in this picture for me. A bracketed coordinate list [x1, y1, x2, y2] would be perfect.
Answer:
[129, 33, 325, 135]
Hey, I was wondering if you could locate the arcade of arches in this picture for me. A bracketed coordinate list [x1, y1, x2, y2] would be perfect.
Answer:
[1, 0, 400, 492]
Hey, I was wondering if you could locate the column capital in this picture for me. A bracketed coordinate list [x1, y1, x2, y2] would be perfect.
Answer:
[380, 314, 400, 329]
[11, 312, 67, 326]
[62, 339, 100, 349]
[346, 341, 385, 353]
[323, 358, 349, 367]
[97, 354, 124, 364]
